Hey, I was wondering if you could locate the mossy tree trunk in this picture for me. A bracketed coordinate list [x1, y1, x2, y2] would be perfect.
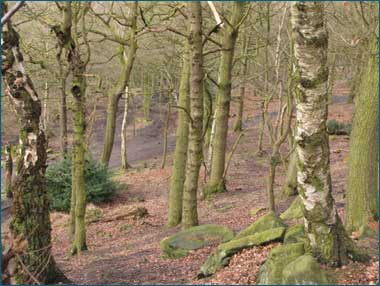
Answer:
[291, 2, 367, 266]
[345, 37, 379, 232]
[234, 33, 249, 132]
[182, 2, 204, 229]
[203, 79, 213, 150]
[53, 2, 91, 255]
[101, 1, 138, 166]
[55, 15, 70, 157]
[282, 151, 298, 197]
[143, 74, 151, 121]
[2, 5, 66, 283]
[205, 2, 246, 197]
[4, 144, 13, 198]
[167, 44, 190, 227]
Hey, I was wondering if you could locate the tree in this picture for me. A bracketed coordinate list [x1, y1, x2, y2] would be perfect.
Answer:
[182, 2, 204, 229]
[99, 1, 138, 166]
[121, 85, 131, 170]
[53, 2, 91, 255]
[233, 32, 249, 132]
[4, 144, 13, 198]
[291, 2, 368, 265]
[205, 2, 246, 196]
[167, 42, 190, 227]
[345, 33, 379, 232]
[2, 3, 67, 283]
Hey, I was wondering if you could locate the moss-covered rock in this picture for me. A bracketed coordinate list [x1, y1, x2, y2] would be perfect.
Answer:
[199, 227, 286, 278]
[160, 224, 234, 259]
[284, 224, 306, 244]
[257, 242, 305, 284]
[236, 211, 286, 239]
[280, 196, 304, 221]
[282, 254, 331, 284]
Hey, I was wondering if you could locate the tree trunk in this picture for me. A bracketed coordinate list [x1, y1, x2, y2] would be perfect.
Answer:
[203, 79, 213, 150]
[161, 103, 171, 169]
[345, 38, 379, 232]
[282, 151, 298, 197]
[2, 6, 65, 282]
[205, 2, 246, 197]
[4, 144, 13, 198]
[291, 2, 367, 266]
[101, 1, 138, 166]
[121, 86, 131, 170]
[234, 34, 249, 132]
[182, 2, 204, 229]
[59, 72, 68, 156]
[167, 45, 190, 227]
[257, 3, 271, 156]
[143, 74, 151, 121]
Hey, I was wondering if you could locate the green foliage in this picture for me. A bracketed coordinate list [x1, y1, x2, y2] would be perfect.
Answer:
[326, 119, 352, 135]
[46, 155, 116, 212]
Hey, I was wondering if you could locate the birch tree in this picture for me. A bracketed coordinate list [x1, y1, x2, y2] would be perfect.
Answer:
[291, 2, 368, 265]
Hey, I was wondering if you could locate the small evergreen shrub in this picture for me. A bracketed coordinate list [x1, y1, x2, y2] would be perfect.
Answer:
[46, 155, 116, 212]
[326, 119, 352, 135]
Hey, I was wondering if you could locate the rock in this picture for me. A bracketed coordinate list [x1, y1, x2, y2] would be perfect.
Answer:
[257, 242, 305, 284]
[282, 254, 331, 284]
[198, 227, 286, 278]
[280, 196, 304, 221]
[235, 211, 286, 239]
[160, 224, 234, 259]
[104, 206, 148, 222]
[284, 224, 306, 244]
[249, 207, 266, 217]
[85, 204, 103, 223]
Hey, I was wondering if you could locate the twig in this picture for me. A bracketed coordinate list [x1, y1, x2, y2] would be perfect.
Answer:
[1, 1, 25, 26]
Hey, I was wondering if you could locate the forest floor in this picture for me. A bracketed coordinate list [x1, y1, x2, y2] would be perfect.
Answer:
[2, 82, 379, 284]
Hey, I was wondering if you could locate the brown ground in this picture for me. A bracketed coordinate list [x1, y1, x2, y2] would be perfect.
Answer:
[2, 81, 379, 284]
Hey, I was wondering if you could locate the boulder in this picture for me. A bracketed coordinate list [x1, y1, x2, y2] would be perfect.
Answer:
[280, 196, 304, 221]
[282, 254, 331, 284]
[160, 224, 234, 259]
[257, 242, 305, 284]
[235, 211, 286, 239]
[199, 227, 286, 278]
[284, 224, 306, 244]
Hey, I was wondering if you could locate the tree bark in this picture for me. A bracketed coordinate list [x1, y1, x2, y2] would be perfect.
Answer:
[2, 5, 66, 282]
[167, 44, 190, 227]
[291, 2, 368, 266]
[4, 144, 13, 198]
[205, 2, 246, 197]
[182, 2, 204, 229]
[346, 37, 379, 232]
